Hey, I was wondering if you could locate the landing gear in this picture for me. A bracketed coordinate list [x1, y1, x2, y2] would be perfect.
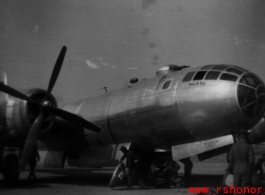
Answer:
[150, 156, 181, 188]
[3, 153, 20, 185]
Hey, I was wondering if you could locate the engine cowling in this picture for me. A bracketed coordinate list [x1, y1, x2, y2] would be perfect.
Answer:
[5, 88, 57, 141]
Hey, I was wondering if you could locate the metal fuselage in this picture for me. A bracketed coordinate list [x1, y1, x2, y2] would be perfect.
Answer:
[62, 64, 265, 149]
[2, 64, 264, 169]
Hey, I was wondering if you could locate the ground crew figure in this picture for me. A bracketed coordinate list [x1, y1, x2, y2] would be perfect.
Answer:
[255, 154, 265, 179]
[28, 145, 40, 181]
[227, 130, 255, 195]
[119, 146, 142, 189]
[126, 150, 141, 189]
[130, 138, 154, 184]
[179, 157, 193, 187]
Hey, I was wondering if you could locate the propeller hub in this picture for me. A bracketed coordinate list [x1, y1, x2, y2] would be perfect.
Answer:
[41, 100, 52, 109]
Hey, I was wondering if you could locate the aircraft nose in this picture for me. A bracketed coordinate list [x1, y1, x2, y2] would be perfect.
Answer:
[237, 73, 265, 119]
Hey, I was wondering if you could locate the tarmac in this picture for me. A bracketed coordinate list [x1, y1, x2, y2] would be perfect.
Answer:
[0, 161, 263, 195]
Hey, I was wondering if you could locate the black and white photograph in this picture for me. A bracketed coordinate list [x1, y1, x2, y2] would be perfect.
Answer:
[1, 0, 265, 195]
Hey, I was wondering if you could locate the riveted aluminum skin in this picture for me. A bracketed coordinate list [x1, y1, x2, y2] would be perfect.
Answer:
[64, 65, 265, 147]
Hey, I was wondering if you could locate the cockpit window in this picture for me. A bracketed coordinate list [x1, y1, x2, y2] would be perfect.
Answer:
[220, 73, 238, 82]
[238, 85, 256, 107]
[182, 71, 196, 82]
[237, 73, 265, 119]
[226, 68, 243, 75]
[234, 66, 249, 73]
[201, 65, 216, 70]
[212, 65, 228, 71]
[238, 85, 256, 118]
[162, 80, 171, 89]
[239, 74, 260, 88]
[193, 71, 207, 80]
[205, 71, 221, 80]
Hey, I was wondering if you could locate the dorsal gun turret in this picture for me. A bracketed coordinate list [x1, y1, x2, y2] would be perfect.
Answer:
[156, 64, 190, 76]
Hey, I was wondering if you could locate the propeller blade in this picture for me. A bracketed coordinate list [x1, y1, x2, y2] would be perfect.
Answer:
[0, 70, 8, 101]
[52, 108, 101, 132]
[19, 114, 43, 171]
[0, 83, 36, 103]
[46, 46, 67, 96]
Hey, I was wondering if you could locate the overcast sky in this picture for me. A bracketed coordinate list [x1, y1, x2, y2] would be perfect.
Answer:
[1, 0, 265, 107]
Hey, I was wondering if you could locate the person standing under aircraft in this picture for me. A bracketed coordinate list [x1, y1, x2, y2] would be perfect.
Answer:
[129, 138, 154, 184]
[179, 157, 193, 187]
[227, 130, 255, 194]
[119, 146, 144, 189]
[28, 145, 40, 181]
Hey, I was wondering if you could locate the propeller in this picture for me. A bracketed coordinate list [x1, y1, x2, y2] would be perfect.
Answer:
[20, 114, 43, 170]
[0, 46, 101, 171]
[46, 46, 66, 97]
[0, 83, 37, 103]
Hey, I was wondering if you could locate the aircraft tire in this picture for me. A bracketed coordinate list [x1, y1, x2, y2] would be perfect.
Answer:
[3, 153, 20, 185]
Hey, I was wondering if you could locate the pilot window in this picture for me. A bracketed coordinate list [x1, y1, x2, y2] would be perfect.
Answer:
[212, 65, 228, 71]
[235, 66, 249, 73]
[238, 85, 256, 107]
[226, 68, 243, 75]
[205, 71, 220, 80]
[193, 71, 207, 80]
[182, 72, 196, 82]
[201, 65, 215, 70]
[220, 73, 238, 82]
[162, 80, 171, 89]
[239, 74, 260, 88]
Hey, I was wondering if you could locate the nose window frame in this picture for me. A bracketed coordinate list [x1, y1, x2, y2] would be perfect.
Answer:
[239, 74, 260, 88]
[205, 71, 221, 80]
[237, 73, 265, 119]
[193, 71, 207, 81]
[220, 73, 238, 82]
[182, 71, 196, 82]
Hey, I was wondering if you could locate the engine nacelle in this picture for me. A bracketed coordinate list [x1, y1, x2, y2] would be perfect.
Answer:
[249, 117, 265, 144]
[5, 88, 57, 141]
